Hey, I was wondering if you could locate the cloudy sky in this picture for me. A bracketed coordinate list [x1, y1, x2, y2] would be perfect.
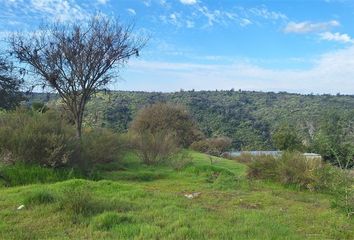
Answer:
[1, 0, 354, 94]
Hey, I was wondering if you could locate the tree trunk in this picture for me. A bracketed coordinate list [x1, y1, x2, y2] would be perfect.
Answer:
[76, 122, 82, 139]
[75, 114, 83, 139]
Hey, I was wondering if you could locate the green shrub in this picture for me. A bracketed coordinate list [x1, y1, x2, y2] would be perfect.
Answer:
[0, 109, 77, 167]
[277, 152, 319, 189]
[92, 212, 134, 230]
[31, 102, 49, 113]
[0, 109, 127, 178]
[130, 130, 178, 165]
[81, 128, 126, 166]
[232, 153, 254, 164]
[247, 151, 352, 193]
[190, 137, 232, 156]
[129, 102, 202, 148]
[247, 155, 279, 181]
[24, 190, 56, 205]
[129, 102, 202, 165]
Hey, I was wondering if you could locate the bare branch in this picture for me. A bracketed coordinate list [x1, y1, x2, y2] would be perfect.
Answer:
[9, 15, 147, 138]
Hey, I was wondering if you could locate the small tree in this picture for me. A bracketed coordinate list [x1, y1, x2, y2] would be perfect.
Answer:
[129, 103, 202, 165]
[312, 110, 354, 168]
[311, 110, 354, 217]
[0, 57, 24, 110]
[10, 16, 146, 138]
[130, 103, 202, 147]
[191, 137, 232, 156]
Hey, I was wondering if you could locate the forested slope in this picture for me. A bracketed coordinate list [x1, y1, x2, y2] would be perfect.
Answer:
[29, 90, 354, 150]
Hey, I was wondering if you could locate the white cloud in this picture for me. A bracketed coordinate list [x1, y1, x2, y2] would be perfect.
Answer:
[284, 20, 340, 34]
[30, 0, 89, 22]
[319, 31, 353, 43]
[122, 46, 354, 94]
[180, 0, 197, 5]
[160, 12, 187, 27]
[160, 4, 287, 29]
[127, 8, 136, 15]
[141, 0, 151, 7]
[240, 18, 252, 27]
[97, 0, 108, 4]
[248, 6, 287, 20]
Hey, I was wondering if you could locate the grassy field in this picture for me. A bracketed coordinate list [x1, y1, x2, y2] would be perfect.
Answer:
[0, 151, 353, 239]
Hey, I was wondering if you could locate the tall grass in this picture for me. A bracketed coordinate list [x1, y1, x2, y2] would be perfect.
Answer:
[0, 163, 82, 186]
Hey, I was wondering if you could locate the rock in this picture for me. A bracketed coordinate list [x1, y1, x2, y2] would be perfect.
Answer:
[17, 205, 25, 210]
[184, 192, 201, 199]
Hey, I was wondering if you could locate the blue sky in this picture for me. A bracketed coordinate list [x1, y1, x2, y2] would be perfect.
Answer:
[1, 0, 354, 94]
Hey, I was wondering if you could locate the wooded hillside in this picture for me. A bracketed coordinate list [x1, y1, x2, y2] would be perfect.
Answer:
[29, 90, 354, 150]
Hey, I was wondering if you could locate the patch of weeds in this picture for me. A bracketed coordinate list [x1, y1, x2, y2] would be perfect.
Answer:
[92, 212, 134, 231]
[106, 198, 137, 212]
[191, 164, 234, 175]
[212, 173, 241, 190]
[58, 185, 136, 224]
[206, 171, 220, 183]
[24, 189, 56, 206]
[194, 164, 240, 189]
[59, 187, 101, 223]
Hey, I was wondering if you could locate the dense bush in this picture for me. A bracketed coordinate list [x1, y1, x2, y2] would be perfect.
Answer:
[0, 109, 77, 167]
[246, 155, 279, 181]
[130, 130, 178, 165]
[272, 124, 303, 151]
[190, 136, 232, 156]
[81, 128, 126, 166]
[129, 103, 199, 165]
[277, 152, 321, 190]
[247, 151, 351, 192]
[129, 103, 202, 148]
[310, 110, 354, 168]
[230, 153, 253, 164]
[0, 109, 126, 187]
[0, 109, 126, 172]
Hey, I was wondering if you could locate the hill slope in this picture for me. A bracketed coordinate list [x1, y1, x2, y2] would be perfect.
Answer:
[29, 90, 354, 150]
[0, 152, 352, 239]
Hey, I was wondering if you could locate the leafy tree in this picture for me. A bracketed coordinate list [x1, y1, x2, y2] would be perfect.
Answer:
[272, 123, 303, 151]
[10, 16, 146, 138]
[0, 57, 23, 110]
[311, 110, 354, 168]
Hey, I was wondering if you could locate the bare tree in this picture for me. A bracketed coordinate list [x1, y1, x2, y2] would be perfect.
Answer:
[10, 16, 147, 138]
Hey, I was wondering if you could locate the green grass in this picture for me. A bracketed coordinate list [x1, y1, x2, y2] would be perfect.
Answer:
[0, 151, 352, 239]
[0, 163, 83, 186]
